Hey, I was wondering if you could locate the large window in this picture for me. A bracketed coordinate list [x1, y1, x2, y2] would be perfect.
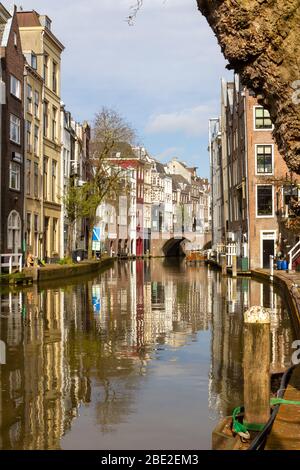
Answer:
[26, 213, 32, 246]
[34, 90, 39, 117]
[26, 121, 32, 152]
[10, 114, 21, 144]
[254, 107, 272, 130]
[27, 84, 32, 113]
[52, 160, 57, 202]
[256, 145, 273, 174]
[43, 55, 48, 85]
[52, 61, 57, 93]
[52, 106, 57, 141]
[34, 162, 39, 197]
[26, 159, 31, 195]
[7, 211, 21, 250]
[9, 162, 20, 190]
[34, 125, 39, 155]
[10, 75, 21, 99]
[43, 102, 48, 137]
[43, 157, 48, 200]
[257, 185, 273, 217]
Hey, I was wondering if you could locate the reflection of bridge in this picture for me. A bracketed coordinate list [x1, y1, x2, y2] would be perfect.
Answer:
[151, 231, 211, 257]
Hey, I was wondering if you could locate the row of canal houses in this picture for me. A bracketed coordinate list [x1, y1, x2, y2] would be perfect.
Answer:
[0, 4, 211, 265]
[209, 74, 300, 270]
[0, 4, 90, 263]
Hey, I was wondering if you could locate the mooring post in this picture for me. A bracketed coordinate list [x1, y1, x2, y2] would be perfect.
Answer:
[244, 306, 271, 428]
[269, 254, 274, 282]
[232, 254, 237, 278]
[220, 254, 227, 275]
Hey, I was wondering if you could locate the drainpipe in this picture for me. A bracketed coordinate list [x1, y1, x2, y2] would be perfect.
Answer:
[208, 118, 219, 249]
[243, 89, 250, 268]
[0, 60, 3, 255]
[41, 30, 45, 260]
[23, 66, 28, 263]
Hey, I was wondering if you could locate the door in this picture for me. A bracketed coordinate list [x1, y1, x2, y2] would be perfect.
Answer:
[263, 239, 274, 268]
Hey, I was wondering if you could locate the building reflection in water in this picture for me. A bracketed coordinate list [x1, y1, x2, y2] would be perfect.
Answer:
[0, 259, 296, 449]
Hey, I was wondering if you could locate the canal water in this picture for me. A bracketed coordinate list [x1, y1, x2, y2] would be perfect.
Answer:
[0, 259, 296, 450]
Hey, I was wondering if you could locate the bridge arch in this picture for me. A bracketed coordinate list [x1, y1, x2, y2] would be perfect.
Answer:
[162, 237, 190, 257]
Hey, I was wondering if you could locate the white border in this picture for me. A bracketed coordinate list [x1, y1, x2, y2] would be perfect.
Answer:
[255, 143, 274, 176]
[256, 184, 274, 218]
[253, 105, 274, 132]
[260, 230, 276, 269]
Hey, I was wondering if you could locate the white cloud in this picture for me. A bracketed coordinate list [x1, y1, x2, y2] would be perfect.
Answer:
[155, 146, 184, 161]
[145, 104, 218, 137]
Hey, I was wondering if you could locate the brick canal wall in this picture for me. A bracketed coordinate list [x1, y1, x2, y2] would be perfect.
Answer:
[24, 257, 115, 283]
[251, 268, 300, 335]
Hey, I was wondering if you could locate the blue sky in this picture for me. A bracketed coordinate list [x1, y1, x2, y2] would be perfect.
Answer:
[16, 0, 231, 178]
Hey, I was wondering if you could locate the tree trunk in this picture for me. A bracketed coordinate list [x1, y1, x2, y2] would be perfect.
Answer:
[197, 0, 300, 174]
[66, 221, 75, 258]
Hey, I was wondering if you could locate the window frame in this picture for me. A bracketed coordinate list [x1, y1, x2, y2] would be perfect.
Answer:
[9, 161, 21, 191]
[10, 114, 21, 144]
[256, 184, 274, 218]
[10, 75, 21, 99]
[253, 106, 273, 131]
[255, 143, 274, 176]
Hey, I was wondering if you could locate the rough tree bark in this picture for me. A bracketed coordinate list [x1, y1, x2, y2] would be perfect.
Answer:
[197, 0, 300, 174]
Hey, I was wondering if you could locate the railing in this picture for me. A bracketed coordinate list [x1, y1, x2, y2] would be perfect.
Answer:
[0, 254, 23, 274]
[215, 243, 226, 264]
[226, 243, 237, 267]
[288, 240, 300, 271]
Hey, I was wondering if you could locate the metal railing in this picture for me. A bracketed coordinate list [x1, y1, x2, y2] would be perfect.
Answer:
[0, 254, 23, 274]
[288, 240, 300, 271]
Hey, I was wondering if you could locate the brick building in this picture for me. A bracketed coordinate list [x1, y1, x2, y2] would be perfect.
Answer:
[0, 5, 25, 258]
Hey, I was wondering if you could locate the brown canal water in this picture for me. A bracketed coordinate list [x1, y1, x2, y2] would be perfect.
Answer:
[0, 259, 296, 450]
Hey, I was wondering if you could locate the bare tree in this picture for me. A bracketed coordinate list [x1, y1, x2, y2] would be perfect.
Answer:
[83, 107, 136, 259]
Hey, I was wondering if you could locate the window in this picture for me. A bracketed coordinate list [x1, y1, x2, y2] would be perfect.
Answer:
[34, 90, 39, 117]
[34, 214, 39, 233]
[34, 125, 39, 155]
[34, 162, 39, 197]
[52, 160, 57, 201]
[10, 75, 21, 99]
[52, 61, 57, 93]
[256, 145, 273, 174]
[26, 213, 32, 246]
[31, 53, 37, 70]
[257, 185, 273, 216]
[43, 102, 48, 137]
[7, 211, 21, 250]
[26, 159, 31, 195]
[26, 121, 32, 152]
[43, 157, 48, 200]
[13, 32, 17, 47]
[27, 84, 32, 113]
[52, 218, 58, 253]
[43, 55, 48, 85]
[9, 162, 20, 190]
[254, 107, 272, 130]
[52, 106, 57, 140]
[10, 114, 21, 144]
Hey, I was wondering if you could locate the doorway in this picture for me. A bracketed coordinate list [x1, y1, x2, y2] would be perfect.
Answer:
[261, 231, 275, 268]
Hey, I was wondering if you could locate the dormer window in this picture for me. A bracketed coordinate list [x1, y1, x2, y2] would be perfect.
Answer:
[46, 18, 51, 30]
[31, 53, 37, 70]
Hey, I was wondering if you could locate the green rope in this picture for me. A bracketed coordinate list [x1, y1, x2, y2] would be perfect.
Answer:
[232, 398, 300, 436]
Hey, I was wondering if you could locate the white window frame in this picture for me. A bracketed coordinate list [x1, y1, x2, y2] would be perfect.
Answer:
[10, 114, 21, 144]
[253, 105, 274, 131]
[10, 75, 21, 99]
[256, 184, 274, 218]
[9, 162, 21, 191]
[260, 230, 276, 269]
[255, 143, 274, 176]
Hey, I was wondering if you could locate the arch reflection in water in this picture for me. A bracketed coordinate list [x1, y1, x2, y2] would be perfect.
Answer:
[0, 259, 296, 450]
